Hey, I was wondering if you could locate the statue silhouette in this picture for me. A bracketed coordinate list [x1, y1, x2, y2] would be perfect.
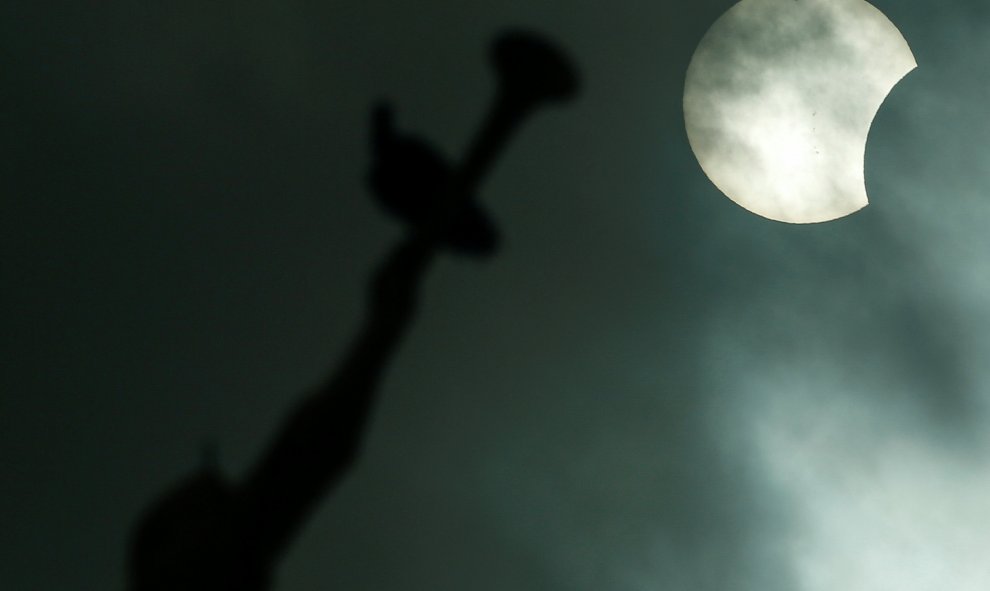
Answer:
[126, 29, 578, 591]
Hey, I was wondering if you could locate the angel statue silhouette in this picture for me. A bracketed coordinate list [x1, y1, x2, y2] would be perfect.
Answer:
[126, 29, 579, 591]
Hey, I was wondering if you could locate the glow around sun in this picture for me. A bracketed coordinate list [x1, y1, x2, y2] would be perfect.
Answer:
[683, 0, 916, 223]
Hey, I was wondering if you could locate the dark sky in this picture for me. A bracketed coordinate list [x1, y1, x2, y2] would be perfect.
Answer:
[4, 1, 990, 590]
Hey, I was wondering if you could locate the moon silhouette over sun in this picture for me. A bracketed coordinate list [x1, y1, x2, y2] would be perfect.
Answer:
[683, 0, 917, 224]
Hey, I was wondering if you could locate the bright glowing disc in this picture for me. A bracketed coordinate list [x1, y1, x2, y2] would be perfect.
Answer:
[684, 0, 916, 223]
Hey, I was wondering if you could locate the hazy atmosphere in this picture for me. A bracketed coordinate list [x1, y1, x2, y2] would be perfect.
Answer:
[5, 1, 990, 590]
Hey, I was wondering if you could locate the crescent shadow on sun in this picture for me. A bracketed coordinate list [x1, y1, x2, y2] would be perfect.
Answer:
[683, 0, 917, 224]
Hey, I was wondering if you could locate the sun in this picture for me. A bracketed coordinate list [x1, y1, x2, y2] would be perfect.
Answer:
[683, 0, 916, 223]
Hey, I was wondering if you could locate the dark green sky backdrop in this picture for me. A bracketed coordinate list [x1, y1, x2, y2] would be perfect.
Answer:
[4, 1, 990, 590]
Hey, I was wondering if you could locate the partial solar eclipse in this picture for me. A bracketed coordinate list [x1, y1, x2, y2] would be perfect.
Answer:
[683, 0, 916, 223]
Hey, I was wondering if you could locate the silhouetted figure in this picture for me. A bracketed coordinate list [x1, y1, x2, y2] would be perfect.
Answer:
[127, 29, 577, 591]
